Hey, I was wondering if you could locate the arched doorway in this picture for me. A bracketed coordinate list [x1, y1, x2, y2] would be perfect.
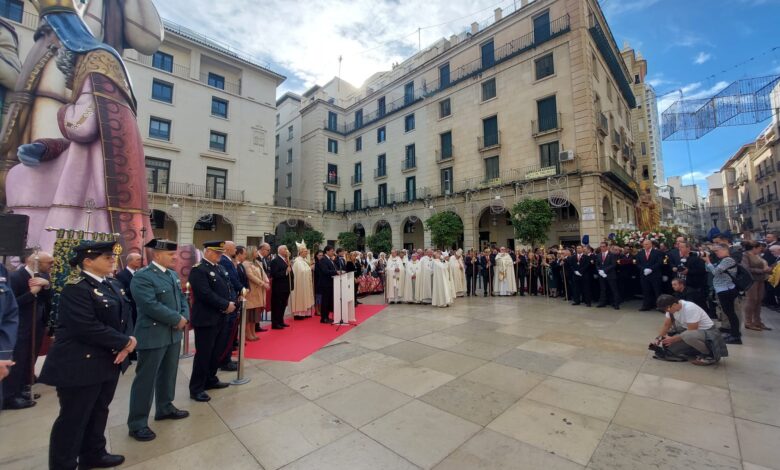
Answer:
[273, 219, 313, 249]
[549, 203, 581, 246]
[402, 216, 424, 251]
[352, 223, 366, 251]
[602, 196, 613, 224]
[193, 213, 233, 248]
[477, 208, 514, 251]
[149, 209, 179, 242]
[374, 220, 391, 236]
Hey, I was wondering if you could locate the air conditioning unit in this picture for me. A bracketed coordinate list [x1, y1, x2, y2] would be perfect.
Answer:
[559, 150, 575, 162]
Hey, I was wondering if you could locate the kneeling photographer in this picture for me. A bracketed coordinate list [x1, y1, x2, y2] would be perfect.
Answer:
[650, 294, 728, 366]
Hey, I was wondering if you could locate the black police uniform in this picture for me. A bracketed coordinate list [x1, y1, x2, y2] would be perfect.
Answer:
[39, 258, 133, 469]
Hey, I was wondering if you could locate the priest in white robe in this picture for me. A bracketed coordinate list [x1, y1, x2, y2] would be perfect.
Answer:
[417, 249, 434, 304]
[432, 252, 453, 307]
[493, 247, 517, 296]
[448, 249, 466, 297]
[403, 254, 420, 303]
[386, 249, 406, 303]
[291, 241, 315, 318]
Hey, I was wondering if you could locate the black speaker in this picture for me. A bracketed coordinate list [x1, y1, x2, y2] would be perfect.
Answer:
[0, 213, 29, 256]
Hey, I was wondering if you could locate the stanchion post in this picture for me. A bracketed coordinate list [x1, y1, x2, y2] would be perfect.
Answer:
[231, 288, 251, 385]
[180, 282, 194, 359]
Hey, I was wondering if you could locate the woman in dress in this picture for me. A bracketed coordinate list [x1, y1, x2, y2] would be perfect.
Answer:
[243, 246, 269, 341]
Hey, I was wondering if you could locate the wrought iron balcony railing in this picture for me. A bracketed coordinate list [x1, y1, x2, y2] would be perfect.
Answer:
[351, 175, 363, 185]
[597, 112, 609, 136]
[478, 131, 501, 151]
[436, 146, 454, 162]
[532, 113, 562, 136]
[325, 175, 340, 186]
[149, 181, 245, 202]
[374, 167, 387, 179]
[402, 157, 417, 172]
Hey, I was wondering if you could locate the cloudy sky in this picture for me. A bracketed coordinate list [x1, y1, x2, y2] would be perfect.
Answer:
[155, 0, 780, 194]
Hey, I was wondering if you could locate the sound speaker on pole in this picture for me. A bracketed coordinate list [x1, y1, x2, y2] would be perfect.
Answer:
[0, 213, 29, 256]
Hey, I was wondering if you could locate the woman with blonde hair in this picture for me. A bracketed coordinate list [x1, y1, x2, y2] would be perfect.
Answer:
[243, 246, 270, 341]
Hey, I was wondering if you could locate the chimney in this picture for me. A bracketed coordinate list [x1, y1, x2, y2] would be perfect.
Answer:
[471, 22, 479, 34]
[494, 8, 502, 21]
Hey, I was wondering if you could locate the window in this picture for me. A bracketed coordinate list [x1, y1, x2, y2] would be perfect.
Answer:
[540, 141, 560, 168]
[145, 157, 170, 193]
[405, 176, 416, 201]
[327, 163, 338, 185]
[404, 113, 415, 132]
[287, 148, 293, 163]
[592, 52, 599, 79]
[481, 78, 496, 101]
[439, 98, 451, 118]
[326, 190, 337, 211]
[354, 162, 362, 183]
[0, 0, 23, 22]
[377, 96, 386, 117]
[536, 96, 558, 132]
[607, 80, 613, 101]
[149, 117, 171, 140]
[274, 178, 279, 192]
[275, 155, 279, 169]
[439, 63, 450, 88]
[535, 53, 554, 80]
[207, 72, 225, 90]
[209, 131, 227, 152]
[441, 167, 453, 195]
[275, 134, 280, 148]
[440, 131, 453, 160]
[354, 190, 362, 210]
[287, 125, 293, 140]
[642, 165, 649, 180]
[378, 183, 388, 206]
[327, 111, 338, 131]
[641, 141, 647, 155]
[481, 39, 495, 68]
[405, 144, 416, 169]
[355, 136, 363, 152]
[377, 154, 387, 177]
[377, 126, 386, 143]
[211, 97, 228, 118]
[404, 82, 415, 105]
[286, 173, 292, 188]
[286, 197, 292, 207]
[152, 51, 173, 73]
[206, 167, 227, 199]
[276, 114, 280, 126]
[151, 79, 173, 103]
[327, 138, 338, 154]
[485, 156, 500, 181]
[533, 10, 551, 43]
[355, 109, 364, 128]
[482, 116, 499, 147]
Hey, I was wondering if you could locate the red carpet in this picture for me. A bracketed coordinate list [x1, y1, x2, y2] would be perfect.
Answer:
[243, 304, 386, 362]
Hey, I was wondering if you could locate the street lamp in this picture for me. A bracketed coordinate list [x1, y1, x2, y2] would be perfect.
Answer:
[710, 212, 719, 228]
[761, 218, 769, 237]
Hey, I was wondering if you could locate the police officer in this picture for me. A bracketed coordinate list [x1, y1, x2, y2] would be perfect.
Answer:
[0, 263, 20, 412]
[127, 239, 190, 441]
[188, 241, 235, 402]
[39, 241, 136, 470]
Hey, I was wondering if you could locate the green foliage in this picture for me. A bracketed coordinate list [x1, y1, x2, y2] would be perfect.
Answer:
[279, 229, 324, 257]
[425, 211, 464, 249]
[366, 228, 392, 254]
[337, 231, 359, 252]
[510, 199, 554, 248]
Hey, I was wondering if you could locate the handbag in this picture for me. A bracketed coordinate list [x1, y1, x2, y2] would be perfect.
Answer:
[724, 264, 754, 295]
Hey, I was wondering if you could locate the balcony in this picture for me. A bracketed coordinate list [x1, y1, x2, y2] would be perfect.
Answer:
[325, 175, 340, 187]
[436, 146, 454, 163]
[323, 119, 341, 133]
[402, 157, 417, 172]
[602, 157, 636, 194]
[756, 164, 776, 181]
[597, 112, 609, 136]
[532, 113, 562, 137]
[736, 172, 748, 185]
[149, 181, 245, 202]
[198, 72, 241, 95]
[478, 132, 501, 152]
[622, 144, 630, 161]
[611, 130, 621, 150]
[374, 167, 387, 180]
[756, 196, 767, 207]
[351, 175, 363, 186]
[588, 14, 637, 108]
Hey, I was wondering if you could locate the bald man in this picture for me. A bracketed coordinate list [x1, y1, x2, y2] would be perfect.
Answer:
[2, 251, 53, 410]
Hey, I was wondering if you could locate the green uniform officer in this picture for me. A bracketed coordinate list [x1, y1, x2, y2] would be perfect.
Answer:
[127, 239, 190, 441]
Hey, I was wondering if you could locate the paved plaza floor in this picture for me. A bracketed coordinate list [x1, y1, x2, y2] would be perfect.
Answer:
[1, 295, 779, 469]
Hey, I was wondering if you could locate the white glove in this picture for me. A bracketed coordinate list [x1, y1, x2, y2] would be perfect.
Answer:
[598, 270, 606, 278]
[662, 276, 669, 282]
[574, 270, 582, 276]
[643, 268, 652, 276]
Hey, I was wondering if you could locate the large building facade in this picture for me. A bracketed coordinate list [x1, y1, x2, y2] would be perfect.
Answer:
[277, 0, 642, 250]
[5, 1, 286, 248]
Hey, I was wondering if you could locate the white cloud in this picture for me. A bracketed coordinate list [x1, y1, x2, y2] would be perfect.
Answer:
[693, 51, 711, 65]
[154, 0, 520, 95]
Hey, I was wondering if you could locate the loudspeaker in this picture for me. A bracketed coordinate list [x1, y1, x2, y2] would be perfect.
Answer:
[0, 213, 29, 256]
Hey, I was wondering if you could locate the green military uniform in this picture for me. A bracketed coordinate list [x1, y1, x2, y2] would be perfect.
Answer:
[127, 258, 189, 432]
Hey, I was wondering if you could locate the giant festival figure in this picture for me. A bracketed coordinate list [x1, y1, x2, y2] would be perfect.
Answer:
[2, 0, 163, 258]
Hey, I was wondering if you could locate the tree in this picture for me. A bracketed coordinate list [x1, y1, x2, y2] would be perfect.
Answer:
[278, 228, 324, 257]
[337, 231, 359, 252]
[510, 199, 554, 248]
[366, 228, 392, 254]
[425, 211, 463, 249]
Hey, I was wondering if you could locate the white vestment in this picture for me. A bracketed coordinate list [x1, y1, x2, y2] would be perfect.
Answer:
[403, 261, 419, 303]
[386, 256, 405, 302]
[432, 260, 453, 307]
[417, 256, 433, 303]
[493, 253, 517, 295]
[448, 256, 466, 297]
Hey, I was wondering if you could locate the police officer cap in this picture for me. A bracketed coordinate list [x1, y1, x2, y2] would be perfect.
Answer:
[203, 240, 226, 251]
[69, 241, 118, 266]
[145, 238, 178, 251]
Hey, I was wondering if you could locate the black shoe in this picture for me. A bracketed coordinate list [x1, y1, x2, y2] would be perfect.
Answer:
[356, 301, 362, 305]
[572, 302, 580, 306]
[293, 315, 304, 320]
[271, 325, 285, 330]
[78, 453, 125, 469]
[190, 392, 211, 402]
[639, 307, 652, 311]
[282, 323, 291, 327]
[321, 318, 333, 324]
[585, 304, 592, 307]
[205, 381, 230, 390]
[596, 304, 607, 308]
[21, 391, 41, 400]
[2, 397, 36, 410]
[220, 362, 238, 372]
[128, 427, 156, 442]
[613, 305, 620, 310]
[724, 335, 743, 345]
[155, 408, 190, 421]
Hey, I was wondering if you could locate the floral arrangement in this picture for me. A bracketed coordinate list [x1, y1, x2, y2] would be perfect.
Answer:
[611, 226, 686, 247]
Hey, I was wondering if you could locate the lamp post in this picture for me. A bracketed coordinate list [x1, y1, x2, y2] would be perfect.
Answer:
[761, 218, 769, 238]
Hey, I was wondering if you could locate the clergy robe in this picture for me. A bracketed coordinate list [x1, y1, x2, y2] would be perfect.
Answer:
[417, 256, 433, 304]
[493, 253, 517, 296]
[290, 256, 314, 316]
[432, 259, 453, 307]
[449, 256, 466, 297]
[386, 256, 405, 303]
[403, 260, 419, 303]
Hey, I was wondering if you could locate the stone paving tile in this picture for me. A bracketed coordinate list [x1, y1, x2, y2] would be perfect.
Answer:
[210, 379, 309, 429]
[371, 365, 455, 397]
[552, 360, 637, 392]
[629, 373, 732, 415]
[736, 418, 780, 470]
[462, 362, 545, 398]
[420, 377, 520, 426]
[282, 364, 365, 400]
[494, 347, 568, 375]
[316, 380, 412, 428]
[123, 432, 262, 470]
[414, 350, 487, 377]
[525, 377, 625, 422]
[379, 340, 441, 362]
[412, 332, 469, 349]
[310, 341, 373, 363]
[280, 431, 421, 470]
[731, 388, 780, 427]
[447, 339, 516, 361]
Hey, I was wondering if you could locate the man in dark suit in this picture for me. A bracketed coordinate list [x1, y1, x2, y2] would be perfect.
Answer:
[636, 239, 664, 310]
[39, 241, 135, 470]
[217, 241, 241, 372]
[464, 250, 476, 297]
[516, 250, 528, 296]
[188, 241, 236, 402]
[269, 245, 293, 329]
[477, 249, 491, 297]
[2, 251, 53, 410]
[596, 243, 620, 309]
[115, 252, 142, 325]
[127, 239, 190, 442]
[0, 263, 20, 412]
[335, 248, 346, 271]
[673, 242, 706, 290]
[317, 246, 337, 324]
[568, 245, 592, 306]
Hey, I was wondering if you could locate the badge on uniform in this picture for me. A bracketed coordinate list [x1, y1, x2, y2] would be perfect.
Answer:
[93, 289, 104, 297]
[210, 271, 215, 277]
